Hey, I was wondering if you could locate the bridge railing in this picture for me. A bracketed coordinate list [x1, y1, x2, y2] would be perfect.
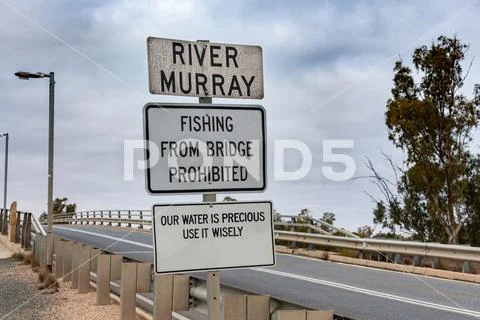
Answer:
[0, 208, 44, 250]
[49, 210, 480, 273]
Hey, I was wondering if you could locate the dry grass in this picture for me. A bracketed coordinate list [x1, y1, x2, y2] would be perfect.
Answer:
[11, 252, 25, 261]
[37, 268, 59, 294]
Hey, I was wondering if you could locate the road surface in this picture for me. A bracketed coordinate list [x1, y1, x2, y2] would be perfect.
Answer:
[53, 225, 480, 320]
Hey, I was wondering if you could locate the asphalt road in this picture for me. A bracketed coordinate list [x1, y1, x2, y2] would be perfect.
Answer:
[53, 225, 480, 320]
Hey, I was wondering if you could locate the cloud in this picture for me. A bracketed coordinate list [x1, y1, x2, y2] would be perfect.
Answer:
[0, 0, 479, 231]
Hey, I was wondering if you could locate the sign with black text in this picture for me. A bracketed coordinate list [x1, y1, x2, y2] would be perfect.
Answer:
[144, 103, 266, 194]
[152, 201, 275, 274]
[147, 37, 264, 99]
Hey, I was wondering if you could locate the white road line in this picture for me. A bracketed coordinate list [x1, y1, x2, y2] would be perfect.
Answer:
[253, 267, 480, 318]
[57, 226, 480, 318]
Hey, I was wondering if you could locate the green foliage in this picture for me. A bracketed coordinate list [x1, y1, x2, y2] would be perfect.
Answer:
[273, 209, 282, 223]
[319, 212, 336, 232]
[53, 197, 76, 216]
[355, 225, 374, 238]
[372, 36, 480, 244]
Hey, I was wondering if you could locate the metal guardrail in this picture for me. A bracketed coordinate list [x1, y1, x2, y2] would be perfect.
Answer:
[275, 230, 480, 263]
[49, 210, 480, 272]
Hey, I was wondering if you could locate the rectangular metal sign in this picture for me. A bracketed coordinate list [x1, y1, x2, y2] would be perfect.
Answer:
[143, 103, 266, 194]
[147, 37, 264, 99]
[152, 201, 275, 274]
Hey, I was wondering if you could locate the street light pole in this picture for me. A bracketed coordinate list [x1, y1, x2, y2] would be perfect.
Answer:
[46, 72, 55, 272]
[14, 71, 55, 272]
[1, 133, 8, 235]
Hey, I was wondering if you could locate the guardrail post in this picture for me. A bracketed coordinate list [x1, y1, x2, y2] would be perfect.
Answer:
[207, 271, 221, 320]
[223, 295, 246, 320]
[120, 262, 137, 320]
[55, 239, 64, 278]
[153, 275, 173, 320]
[138, 211, 144, 229]
[78, 244, 91, 293]
[173, 275, 189, 311]
[20, 212, 27, 248]
[247, 295, 270, 319]
[136, 262, 152, 293]
[394, 253, 402, 264]
[307, 228, 314, 250]
[275, 310, 334, 320]
[413, 256, 421, 267]
[108, 211, 112, 226]
[90, 247, 101, 273]
[39, 235, 46, 269]
[463, 261, 472, 273]
[127, 211, 131, 228]
[289, 225, 297, 248]
[71, 243, 79, 289]
[33, 236, 39, 267]
[63, 240, 73, 281]
[15, 215, 21, 243]
[25, 213, 32, 250]
[110, 255, 122, 281]
[100, 211, 104, 225]
[96, 254, 112, 306]
[223, 295, 270, 320]
[117, 210, 122, 227]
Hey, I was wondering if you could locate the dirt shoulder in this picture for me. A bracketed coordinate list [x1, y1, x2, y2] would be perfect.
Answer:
[0, 242, 142, 320]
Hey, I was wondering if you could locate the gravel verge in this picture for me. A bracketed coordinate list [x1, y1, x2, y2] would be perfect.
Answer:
[0, 256, 142, 319]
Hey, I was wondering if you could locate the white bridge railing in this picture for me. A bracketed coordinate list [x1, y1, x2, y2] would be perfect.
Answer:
[48, 210, 480, 273]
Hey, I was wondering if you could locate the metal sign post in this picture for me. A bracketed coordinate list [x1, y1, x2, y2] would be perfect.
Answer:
[199, 60, 220, 320]
[146, 37, 270, 320]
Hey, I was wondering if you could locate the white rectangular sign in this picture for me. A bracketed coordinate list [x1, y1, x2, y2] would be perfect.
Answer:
[144, 103, 266, 194]
[152, 201, 275, 274]
[147, 37, 264, 99]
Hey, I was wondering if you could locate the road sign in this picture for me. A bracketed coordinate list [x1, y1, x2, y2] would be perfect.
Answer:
[147, 37, 264, 99]
[143, 103, 266, 194]
[152, 201, 275, 274]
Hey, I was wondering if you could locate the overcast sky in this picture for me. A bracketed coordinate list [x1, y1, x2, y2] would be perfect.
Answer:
[1, 0, 480, 231]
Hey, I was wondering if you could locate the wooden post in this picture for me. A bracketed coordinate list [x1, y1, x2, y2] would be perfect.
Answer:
[39, 235, 46, 268]
[247, 295, 270, 320]
[110, 255, 122, 281]
[136, 262, 152, 293]
[9, 202, 17, 243]
[207, 271, 221, 320]
[153, 275, 173, 320]
[90, 248, 101, 273]
[172, 275, 189, 311]
[55, 239, 64, 278]
[25, 213, 32, 250]
[78, 244, 91, 293]
[120, 262, 138, 320]
[275, 310, 334, 320]
[306, 310, 334, 320]
[71, 243, 79, 289]
[62, 241, 73, 281]
[223, 295, 246, 320]
[276, 310, 305, 320]
[96, 254, 111, 306]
